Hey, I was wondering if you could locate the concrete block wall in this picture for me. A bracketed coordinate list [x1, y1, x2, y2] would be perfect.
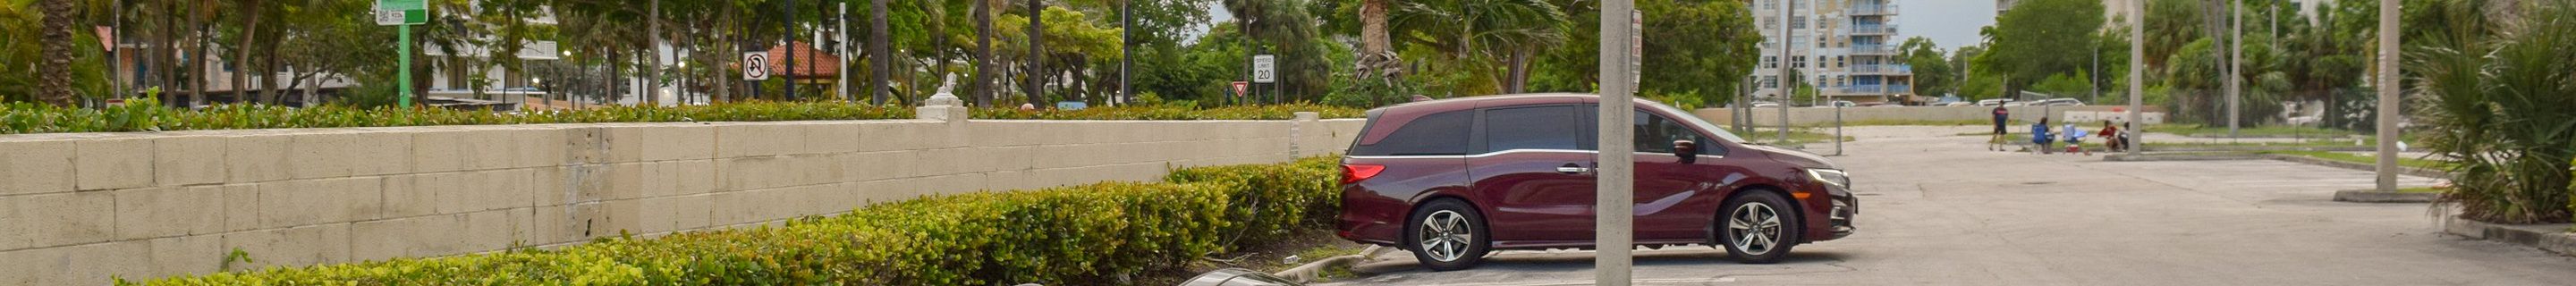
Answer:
[0, 115, 1365, 285]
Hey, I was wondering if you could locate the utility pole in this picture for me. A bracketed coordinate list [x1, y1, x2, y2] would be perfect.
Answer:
[1775, 0, 1792, 144]
[1595, 4, 1639, 286]
[2227, 0, 2241, 138]
[2128, 0, 2145, 156]
[784, 0, 799, 101]
[2373, 0, 2400, 191]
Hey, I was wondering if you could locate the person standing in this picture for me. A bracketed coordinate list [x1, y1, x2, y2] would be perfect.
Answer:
[1989, 105, 2012, 151]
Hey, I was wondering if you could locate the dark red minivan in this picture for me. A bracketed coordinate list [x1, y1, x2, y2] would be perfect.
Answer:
[1335, 94, 1855, 270]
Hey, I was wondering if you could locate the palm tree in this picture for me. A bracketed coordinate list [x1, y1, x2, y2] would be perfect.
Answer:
[1357, 0, 1401, 84]
[974, 0, 995, 105]
[38, 0, 75, 106]
[870, 0, 890, 104]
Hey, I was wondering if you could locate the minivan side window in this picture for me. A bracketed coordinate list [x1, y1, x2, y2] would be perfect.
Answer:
[1481, 105, 1582, 153]
[1352, 110, 1474, 156]
[1637, 114, 1723, 156]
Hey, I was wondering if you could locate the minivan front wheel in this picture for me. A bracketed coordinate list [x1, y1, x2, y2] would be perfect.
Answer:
[1405, 199, 1488, 271]
[1719, 191, 1800, 264]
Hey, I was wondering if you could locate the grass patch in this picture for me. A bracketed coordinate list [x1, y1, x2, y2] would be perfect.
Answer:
[1742, 129, 1856, 146]
[2143, 140, 2363, 147]
[2144, 124, 2359, 137]
[1796, 119, 1994, 127]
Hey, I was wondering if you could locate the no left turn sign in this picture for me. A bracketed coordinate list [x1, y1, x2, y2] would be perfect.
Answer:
[741, 52, 771, 80]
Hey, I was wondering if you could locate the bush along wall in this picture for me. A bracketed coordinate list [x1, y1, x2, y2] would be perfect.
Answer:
[120, 156, 1344, 286]
[2, 97, 1361, 135]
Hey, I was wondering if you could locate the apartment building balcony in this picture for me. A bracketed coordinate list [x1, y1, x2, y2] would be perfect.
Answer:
[1851, 24, 1897, 36]
[1832, 84, 1912, 95]
[1852, 44, 1897, 55]
[1849, 63, 1911, 75]
[1850, 3, 1898, 15]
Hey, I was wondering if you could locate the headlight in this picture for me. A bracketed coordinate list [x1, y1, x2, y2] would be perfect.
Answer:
[1805, 168, 1851, 189]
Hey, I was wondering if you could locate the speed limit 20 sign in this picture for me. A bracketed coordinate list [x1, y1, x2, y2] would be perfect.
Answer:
[1250, 55, 1275, 83]
[741, 52, 770, 80]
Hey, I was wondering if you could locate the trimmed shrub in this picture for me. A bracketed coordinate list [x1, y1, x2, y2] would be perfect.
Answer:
[2, 97, 911, 134]
[2, 97, 1360, 135]
[121, 157, 1343, 285]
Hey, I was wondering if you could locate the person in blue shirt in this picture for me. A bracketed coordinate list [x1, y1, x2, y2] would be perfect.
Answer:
[2030, 117, 2054, 154]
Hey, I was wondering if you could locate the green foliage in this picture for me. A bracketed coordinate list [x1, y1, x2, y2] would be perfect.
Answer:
[122, 157, 1347, 285]
[0, 98, 911, 134]
[972, 104, 1364, 120]
[2417, 2, 2576, 223]
[1974, 0, 2106, 93]
[2028, 72, 2094, 99]
[1900, 37, 1957, 97]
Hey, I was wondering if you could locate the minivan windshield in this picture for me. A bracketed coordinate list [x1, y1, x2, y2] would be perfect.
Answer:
[1640, 101, 1748, 144]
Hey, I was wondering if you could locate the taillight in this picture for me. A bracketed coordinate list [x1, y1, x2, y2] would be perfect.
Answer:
[1341, 164, 1385, 184]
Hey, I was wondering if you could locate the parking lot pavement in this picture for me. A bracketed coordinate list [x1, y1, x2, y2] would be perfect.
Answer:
[1321, 126, 2576, 286]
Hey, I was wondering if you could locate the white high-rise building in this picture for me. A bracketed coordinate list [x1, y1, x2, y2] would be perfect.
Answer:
[1750, 0, 1913, 105]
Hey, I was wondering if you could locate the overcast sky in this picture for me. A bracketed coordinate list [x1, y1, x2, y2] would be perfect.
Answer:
[1899, 0, 2002, 51]
[1199, 0, 1999, 51]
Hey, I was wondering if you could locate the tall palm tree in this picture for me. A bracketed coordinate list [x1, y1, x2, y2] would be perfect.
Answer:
[1357, 0, 1401, 83]
[38, 0, 75, 106]
[1389, 0, 1567, 95]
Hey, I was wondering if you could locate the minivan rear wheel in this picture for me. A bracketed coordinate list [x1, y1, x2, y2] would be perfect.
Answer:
[1719, 191, 1800, 264]
[1405, 199, 1488, 271]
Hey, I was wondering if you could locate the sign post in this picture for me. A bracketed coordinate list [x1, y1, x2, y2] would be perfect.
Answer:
[1251, 55, 1275, 103]
[376, 0, 426, 107]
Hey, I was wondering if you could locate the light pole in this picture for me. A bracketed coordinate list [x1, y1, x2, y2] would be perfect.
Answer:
[2373, 0, 2400, 191]
[2127, 0, 2145, 156]
[1594, 4, 1639, 285]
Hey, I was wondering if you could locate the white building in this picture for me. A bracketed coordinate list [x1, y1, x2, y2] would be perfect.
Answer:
[1750, 0, 1915, 105]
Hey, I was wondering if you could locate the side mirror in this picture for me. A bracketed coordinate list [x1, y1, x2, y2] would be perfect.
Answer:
[1673, 139, 1698, 164]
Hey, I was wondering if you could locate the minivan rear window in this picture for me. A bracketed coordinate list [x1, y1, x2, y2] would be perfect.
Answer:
[1352, 110, 1473, 156]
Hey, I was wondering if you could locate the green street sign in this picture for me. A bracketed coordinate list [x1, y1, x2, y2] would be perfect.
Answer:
[374, 9, 428, 26]
[375, 0, 425, 11]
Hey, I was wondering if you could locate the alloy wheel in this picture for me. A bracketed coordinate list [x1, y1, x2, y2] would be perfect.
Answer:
[1728, 203, 1783, 256]
[1417, 210, 1474, 262]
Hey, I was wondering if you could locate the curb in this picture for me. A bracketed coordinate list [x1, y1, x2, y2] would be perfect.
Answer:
[2141, 146, 2377, 152]
[2443, 217, 2576, 257]
[2102, 153, 2453, 180]
[2330, 189, 2436, 203]
[1271, 245, 1385, 283]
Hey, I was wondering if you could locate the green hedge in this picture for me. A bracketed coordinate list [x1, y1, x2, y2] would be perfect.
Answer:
[121, 156, 1343, 285]
[1, 97, 911, 135]
[0, 97, 1359, 135]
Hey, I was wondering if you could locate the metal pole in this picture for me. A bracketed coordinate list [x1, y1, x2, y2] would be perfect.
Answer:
[784, 0, 798, 101]
[399, 24, 413, 107]
[1594, 4, 1638, 285]
[2227, 0, 2241, 138]
[2373, 0, 2399, 191]
[1120, 0, 1132, 105]
[2127, 0, 2145, 156]
[1775, 0, 1792, 144]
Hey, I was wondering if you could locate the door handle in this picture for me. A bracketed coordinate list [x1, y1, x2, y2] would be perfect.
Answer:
[1556, 164, 1592, 174]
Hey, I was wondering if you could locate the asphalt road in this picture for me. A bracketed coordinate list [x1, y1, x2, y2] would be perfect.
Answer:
[1321, 126, 2576, 286]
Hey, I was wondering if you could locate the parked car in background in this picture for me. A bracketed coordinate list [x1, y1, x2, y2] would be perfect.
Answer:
[1336, 94, 1858, 270]
[2036, 98, 2086, 106]
[1827, 100, 1858, 107]
[1976, 98, 2016, 106]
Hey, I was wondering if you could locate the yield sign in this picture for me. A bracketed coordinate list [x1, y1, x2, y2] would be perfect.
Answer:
[1232, 81, 1250, 97]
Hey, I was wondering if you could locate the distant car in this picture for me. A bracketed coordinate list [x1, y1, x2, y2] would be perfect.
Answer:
[1827, 101, 1858, 107]
[2037, 98, 2086, 106]
[1750, 102, 1784, 108]
[1976, 98, 2016, 106]
[1942, 102, 1974, 106]
[1337, 94, 1857, 270]
[1869, 103, 1906, 107]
